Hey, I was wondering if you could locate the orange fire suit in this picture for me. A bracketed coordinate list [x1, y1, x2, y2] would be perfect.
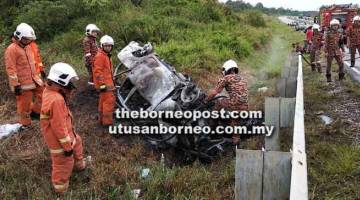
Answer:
[40, 85, 85, 194]
[29, 41, 45, 77]
[4, 40, 44, 125]
[93, 49, 115, 126]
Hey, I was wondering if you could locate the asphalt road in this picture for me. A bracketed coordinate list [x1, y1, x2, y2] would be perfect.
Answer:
[344, 48, 360, 84]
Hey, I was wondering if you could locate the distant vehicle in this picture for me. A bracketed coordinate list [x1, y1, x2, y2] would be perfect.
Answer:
[295, 22, 312, 31]
[319, 4, 358, 30]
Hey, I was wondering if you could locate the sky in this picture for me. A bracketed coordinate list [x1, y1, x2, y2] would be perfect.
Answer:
[218, 0, 360, 11]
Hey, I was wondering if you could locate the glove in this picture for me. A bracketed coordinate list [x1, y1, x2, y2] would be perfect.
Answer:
[64, 149, 73, 157]
[14, 85, 22, 96]
[40, 71, 46, 79]
[85, 63, 92, 69]
[99, 84, 107, 92]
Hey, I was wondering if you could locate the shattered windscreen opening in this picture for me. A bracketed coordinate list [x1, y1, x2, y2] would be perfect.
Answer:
[127, 55, 179, 107]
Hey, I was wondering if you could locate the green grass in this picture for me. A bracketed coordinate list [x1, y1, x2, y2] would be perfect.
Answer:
[3, 1, 351, 199]
[302, 60, 360, 199]
[1, 0, 276, 78]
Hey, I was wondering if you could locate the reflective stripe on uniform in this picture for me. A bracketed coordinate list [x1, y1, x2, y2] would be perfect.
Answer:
[40, 113, 50, 120]
[21, 83, 36, 90]
[49, 148, 64, 154]
[49, 137, 76, 154]
[53, 182, 69, 191]
[59, 136, 71, 144]
[9, 75, 18, 80]
[72, 137, 76, 147]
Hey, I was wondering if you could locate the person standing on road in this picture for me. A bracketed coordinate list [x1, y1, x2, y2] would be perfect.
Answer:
[347, 16, 360, 68]
[305, 26, 314, 53]
[4, 23, 44, 127]
[310, 24, 323, 73]
[324, 19, 345, 82]
[93, 35, 116, 127]
[83, 24, 100, 86]
[40, 62, 87, 195]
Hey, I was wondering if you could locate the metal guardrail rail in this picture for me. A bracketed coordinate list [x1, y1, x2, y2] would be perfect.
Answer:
[289, 55, 308, 199]
[235, 54, 308, 200]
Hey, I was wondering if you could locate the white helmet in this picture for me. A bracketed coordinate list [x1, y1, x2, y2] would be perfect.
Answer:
[222, 59, 238, 75]
[353, 16, 360, 23]
[312, 24, 320, 31]
[47, 62, 79, 87]
[330, 19, 340, 26]
[100, 35, 114, 47]
[85, 24, 100, 36]
[14, 23, 36, 40]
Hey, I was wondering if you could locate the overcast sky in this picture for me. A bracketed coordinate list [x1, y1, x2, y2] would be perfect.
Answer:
[218, 0, 360, 11]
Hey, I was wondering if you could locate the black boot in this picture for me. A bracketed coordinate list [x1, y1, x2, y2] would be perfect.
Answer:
[326, 74, 332, 82]
[30, 111, 40, 120]
[317, 65, 322, 73]
[311, 64, 316, 71]
[350, 62, 355, 68]
[339, 73, 345, 81]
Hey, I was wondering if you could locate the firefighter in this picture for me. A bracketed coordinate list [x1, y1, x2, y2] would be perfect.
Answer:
[206, 60, 249, 144]
[295, 42, 304, 54]
[347, 16, 360, 68]
[10, 35, 45, 79]
[40, 62, 86, 195]
[4, 23, 44, 126]
[83, 24, 100, 85]
[29, 41, 46, 79]
[310, 24, 323, 73]
[305, 26, 314, 53]
[325, 19, 345, 82]
[93, 35, 115, 127]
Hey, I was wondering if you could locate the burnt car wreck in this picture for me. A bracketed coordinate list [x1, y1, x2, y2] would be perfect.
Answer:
[113, 42, 259, 163]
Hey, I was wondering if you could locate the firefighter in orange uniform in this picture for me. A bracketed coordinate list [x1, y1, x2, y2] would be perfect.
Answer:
[40, 62, 86, 195]
[4, 23, 44, 126]
[93, 35, 116, 127]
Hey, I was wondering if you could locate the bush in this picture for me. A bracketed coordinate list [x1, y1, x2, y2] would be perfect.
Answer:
[6, 0, 272, 75]
[246, 11, 266, 27]
[13, 0, 101, 41]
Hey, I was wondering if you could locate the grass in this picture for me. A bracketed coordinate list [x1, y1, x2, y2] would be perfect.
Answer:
[301, 56, 360, 199]
[241, 18, 303, 109]
[0, 19, 304, 199]
[1, 0, 275, 78]
[2, 1, 347, 198]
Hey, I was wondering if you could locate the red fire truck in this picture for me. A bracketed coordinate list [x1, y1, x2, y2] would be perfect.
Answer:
[320, 4, 358, 29]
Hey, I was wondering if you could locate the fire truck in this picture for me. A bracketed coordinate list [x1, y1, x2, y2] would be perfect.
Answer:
[320, 4, 358, 29]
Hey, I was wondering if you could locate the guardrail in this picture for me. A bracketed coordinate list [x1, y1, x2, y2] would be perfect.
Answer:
[289, 55, 308, 199]
[235, 53, 308, 200]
